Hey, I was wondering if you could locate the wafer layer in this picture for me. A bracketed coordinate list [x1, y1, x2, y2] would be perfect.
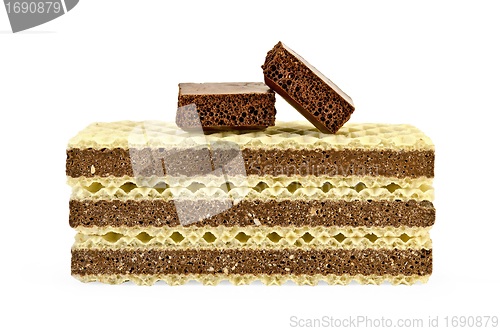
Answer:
[74, 273, 430, 286]
[70, 185, 434, 201]
[73, 229, 431, 250]
[67, 175, 433, 190]
[73, 225, 431, 238]
[66, 121, 434, 151]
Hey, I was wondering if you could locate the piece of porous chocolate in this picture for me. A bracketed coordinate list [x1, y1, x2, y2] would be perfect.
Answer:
[176, 82, 276, 131]
[262, 42, 355, 134]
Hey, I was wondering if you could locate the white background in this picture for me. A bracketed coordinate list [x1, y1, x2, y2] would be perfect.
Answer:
[1, 1, 499, 330]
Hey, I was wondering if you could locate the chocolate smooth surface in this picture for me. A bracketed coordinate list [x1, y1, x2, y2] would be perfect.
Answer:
[180, 82, 273, 95]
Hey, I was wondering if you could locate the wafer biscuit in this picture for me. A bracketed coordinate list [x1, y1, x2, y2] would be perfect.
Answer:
[66, 121, 434, 285]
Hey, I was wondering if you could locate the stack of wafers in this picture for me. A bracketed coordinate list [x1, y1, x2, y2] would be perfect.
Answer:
[67, 121, 434, 285]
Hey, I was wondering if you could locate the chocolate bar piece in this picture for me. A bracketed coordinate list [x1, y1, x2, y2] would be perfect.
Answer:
[262, 42, 355, 134]
[176, 82, 276, 131]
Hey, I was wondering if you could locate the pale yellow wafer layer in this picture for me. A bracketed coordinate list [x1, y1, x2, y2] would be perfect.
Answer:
[67, 121, 434, 151]
[74, 225, 432, 238]
[67, 175, 433, 190]
[73, 230, 431, 250]
[70, 184, 434, 201]
[73, 273, 430, 286]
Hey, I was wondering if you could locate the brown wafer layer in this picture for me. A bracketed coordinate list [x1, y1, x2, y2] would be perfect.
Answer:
[71, 248, 432, 277]
[66, 147, 434, 179]
[69, 199, 435, 228]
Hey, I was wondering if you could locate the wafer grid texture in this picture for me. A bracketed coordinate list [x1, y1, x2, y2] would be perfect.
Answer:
[73, 226, 432, 250]
[71, 184, 434, 201]
[74, 273, 430, 286]
[73, 225, 432, 238]
[67, 121, 435, 286]
[67, 121, 434, 151]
